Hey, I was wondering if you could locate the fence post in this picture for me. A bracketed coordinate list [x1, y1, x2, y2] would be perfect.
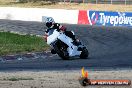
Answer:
[111, 0, 112, 4]
[83, 0, 84, 3]
[96, 0, 97, 4]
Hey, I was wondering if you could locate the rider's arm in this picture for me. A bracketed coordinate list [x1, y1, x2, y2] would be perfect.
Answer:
[53, 23, 66, 32]
[52, 23, 60, 29]
[45, 28, 50, 33]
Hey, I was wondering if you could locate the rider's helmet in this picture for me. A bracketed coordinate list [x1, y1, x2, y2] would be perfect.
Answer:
[46, 17, 55, 28]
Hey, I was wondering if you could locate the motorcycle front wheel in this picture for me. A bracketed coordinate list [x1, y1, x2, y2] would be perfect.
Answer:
[54, 40, 69, 60]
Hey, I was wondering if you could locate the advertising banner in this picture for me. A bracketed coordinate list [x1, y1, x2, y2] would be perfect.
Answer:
[88, 11, 132, 27]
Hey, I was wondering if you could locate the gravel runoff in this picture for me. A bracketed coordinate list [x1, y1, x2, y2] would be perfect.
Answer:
[0, 69, 131, 88]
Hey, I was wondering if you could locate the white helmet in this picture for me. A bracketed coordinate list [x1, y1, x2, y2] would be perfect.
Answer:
[45, 17, 55, 23]
[45, 17, 55, 28]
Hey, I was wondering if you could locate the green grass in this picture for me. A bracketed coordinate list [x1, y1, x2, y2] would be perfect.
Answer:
[3, 77, 34, 81]
[0, 31, 49, 56]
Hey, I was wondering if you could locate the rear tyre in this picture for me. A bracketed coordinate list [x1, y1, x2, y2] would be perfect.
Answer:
[80, 48, 89, 59]
[54, 40, 69, 60]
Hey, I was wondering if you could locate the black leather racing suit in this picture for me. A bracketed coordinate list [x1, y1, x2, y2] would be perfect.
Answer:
[45, 23, 76, 41]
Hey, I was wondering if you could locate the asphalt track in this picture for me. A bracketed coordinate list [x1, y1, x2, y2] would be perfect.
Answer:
[0, 20, 132, 70]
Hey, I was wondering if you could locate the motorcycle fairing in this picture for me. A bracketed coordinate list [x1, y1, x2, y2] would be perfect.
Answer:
[47, 29, 60, 45]
[57, 33, 81, 57]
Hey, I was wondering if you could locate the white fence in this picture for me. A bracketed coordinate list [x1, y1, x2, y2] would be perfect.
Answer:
[0, 7, 78, 24]
[60, 0, 131, 5]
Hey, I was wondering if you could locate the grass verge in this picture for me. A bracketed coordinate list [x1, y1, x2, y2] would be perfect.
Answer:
[0, 31, 49, 56]
[0, 0, 131, 12]
[3, 77, 34, 81]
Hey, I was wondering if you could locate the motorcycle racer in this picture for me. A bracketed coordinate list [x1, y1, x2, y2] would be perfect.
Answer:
[44, 17, 81, 46]
[43, 17, 89, 59]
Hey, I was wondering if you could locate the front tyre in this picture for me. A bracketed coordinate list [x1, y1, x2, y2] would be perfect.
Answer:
[80, 48, 89, 59]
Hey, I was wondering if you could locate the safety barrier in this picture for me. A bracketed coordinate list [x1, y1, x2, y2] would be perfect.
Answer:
[0, 7, 78, 24]
[0, 7, 131, 27]
[78, 10, 132, 27]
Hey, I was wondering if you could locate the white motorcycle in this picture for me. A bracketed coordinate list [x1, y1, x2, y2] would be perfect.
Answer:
[45, 29, 89, 60]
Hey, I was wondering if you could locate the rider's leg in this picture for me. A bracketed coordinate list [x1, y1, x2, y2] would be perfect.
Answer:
[65, 31, 81, 46]
[64, 31, 75, 40]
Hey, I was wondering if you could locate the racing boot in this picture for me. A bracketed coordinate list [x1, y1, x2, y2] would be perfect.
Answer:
[73, 39, 84, 51]
[73, 38, 81, 46]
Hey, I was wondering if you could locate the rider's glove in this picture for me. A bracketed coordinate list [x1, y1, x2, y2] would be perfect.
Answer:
[59, 25, 66, 31]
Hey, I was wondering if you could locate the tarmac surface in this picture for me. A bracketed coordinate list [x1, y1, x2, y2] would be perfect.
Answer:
[0, 20, 132, 88]
[0, 20, 132, 70]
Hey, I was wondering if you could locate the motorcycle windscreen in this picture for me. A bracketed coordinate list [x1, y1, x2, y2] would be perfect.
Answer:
[47, 29, 60, 45]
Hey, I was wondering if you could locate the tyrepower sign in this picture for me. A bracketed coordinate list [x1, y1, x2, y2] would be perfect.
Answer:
[88, 11, 132, 27]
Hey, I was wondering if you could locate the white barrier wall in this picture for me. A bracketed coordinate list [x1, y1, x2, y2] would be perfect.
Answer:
[0, 7, 78, 24]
